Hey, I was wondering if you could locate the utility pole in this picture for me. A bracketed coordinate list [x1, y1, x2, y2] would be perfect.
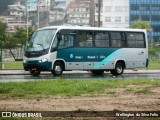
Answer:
[37, 0, 40, 28]
[98, 0, 101, 27]
[26, 0, 29, 38]
[139, 0, 142, 20]
[90, 0, 95, 27]
[47, 0, 50, 26]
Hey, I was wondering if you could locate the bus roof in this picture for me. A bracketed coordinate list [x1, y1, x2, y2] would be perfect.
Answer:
[38, 25, 147, 33]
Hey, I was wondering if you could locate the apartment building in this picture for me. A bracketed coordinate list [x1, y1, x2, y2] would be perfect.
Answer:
[67, 1, 90, 26]
[50, 0, 67, 24]
[6, 2, 31, 33]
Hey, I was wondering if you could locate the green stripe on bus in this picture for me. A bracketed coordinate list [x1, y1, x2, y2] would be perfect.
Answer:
[57, 48, 120, 62]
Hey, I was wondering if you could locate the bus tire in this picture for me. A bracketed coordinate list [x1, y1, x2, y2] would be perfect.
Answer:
[110, 62, 124, 75]
[91, 70, 104, 76]
[52, 62, 63, 76]
[29, 69, 41, 76]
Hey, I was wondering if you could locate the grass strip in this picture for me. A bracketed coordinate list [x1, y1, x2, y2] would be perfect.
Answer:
[3, 61, 23, 70]
[0, 79, 159, 99]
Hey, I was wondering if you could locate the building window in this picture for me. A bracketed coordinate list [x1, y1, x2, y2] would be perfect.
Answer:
[115, 6, 123, 12]
[105, 17, 111, 22]
[115, 17, 121, 22]
[125, 6, 129, 12]
[125, 16, 129, 22]
[105, 6, 111, 12]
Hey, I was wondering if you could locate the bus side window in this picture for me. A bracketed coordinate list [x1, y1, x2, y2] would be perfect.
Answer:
[111, 32, 122, 48]
[127, 33, 136, 48]
[67, 35, 74, 47]
[95, 32, 109, 47]
[58, 30, 75, 49]
[78, 31, 93, 47]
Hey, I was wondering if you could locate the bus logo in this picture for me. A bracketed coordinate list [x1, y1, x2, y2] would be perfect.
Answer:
[70, 54, 74, 58]
[2, 112, 11, 117]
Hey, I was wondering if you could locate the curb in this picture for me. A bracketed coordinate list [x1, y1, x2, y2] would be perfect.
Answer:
[0, 70, 160, 75]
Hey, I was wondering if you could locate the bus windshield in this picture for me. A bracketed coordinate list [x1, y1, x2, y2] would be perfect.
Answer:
[27, 29, 56, 51]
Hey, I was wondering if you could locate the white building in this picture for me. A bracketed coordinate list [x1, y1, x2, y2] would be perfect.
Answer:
[103, 0, 129, 28]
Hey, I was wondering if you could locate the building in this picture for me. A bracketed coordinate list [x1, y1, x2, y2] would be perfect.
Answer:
[130, 0, 160, 43]
[8, 2, 26, 21]
[50, 0, 67, 25]
[49, 7, 66, 25]
[6, 2, 31, 33]
[67, 1, 90, 26]
[2, 16, 31, 33]
[103, 0, 129, 28]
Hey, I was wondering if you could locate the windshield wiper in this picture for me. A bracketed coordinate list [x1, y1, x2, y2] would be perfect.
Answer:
[36, 43, 44, 50]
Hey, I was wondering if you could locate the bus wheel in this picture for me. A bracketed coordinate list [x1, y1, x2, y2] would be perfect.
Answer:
[29, 69, 41, 76]
[52, 62, 63, 76]
[111, 62, 124, 75]
[91, 70, 104, 76]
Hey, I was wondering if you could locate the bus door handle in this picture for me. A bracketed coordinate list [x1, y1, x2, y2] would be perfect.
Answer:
[141, 51, 144, 54]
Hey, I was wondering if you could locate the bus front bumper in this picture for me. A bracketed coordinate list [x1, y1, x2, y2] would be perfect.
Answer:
[23, 60, 52, 71]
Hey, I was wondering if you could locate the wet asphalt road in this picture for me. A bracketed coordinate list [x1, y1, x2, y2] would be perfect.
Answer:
[0, 71, 160, 82]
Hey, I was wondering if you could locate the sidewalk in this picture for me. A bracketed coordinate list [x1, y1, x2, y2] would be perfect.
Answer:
[0, 70, 160, 75]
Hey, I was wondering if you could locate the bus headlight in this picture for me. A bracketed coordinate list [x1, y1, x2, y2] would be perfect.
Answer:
[39, 58, 48, 63]
[23, 60, 27, 63]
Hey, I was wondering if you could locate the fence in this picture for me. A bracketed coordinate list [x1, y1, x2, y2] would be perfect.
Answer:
[2, 48, 24, 61]
[0, 48, 2, 69]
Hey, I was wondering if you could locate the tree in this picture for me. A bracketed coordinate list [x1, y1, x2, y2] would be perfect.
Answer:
[131, 19, 152, 32]
[14, 27, 28, 47]
[14, 27, 35, 47]
[148, 44, 160, 60]
[3, 34, 19, 60]
[2, 27, 35, 61]
[0, 21, 6, 42]
[28, 27, 35, 40]
[0, 21, 6, 62]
